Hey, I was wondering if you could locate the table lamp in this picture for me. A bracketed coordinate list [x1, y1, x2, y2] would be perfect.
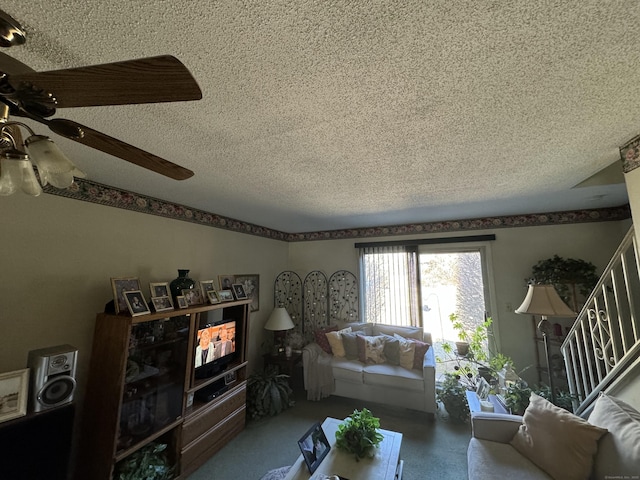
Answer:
[515, 284, 576, 402]
[264, 307, 295, 355]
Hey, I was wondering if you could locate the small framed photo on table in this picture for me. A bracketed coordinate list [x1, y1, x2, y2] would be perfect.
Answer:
[176, 296, 188, 309]
[476, 377, 491, 401]
[151, 296, 174, 312]
[297, 422, 331, 474]
[200, 280, 216, 299]
[232, 284, 247, 300]
[149, 282, 171, 299]
[111, 277, 141, 314]
[0, 369, 29, 424]
[207, 290, 221, 304]
[124, 290, 150, 316]
[218, 290, 234, 302]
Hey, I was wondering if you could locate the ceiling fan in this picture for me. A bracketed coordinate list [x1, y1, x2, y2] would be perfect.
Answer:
[0, 8, 202, 187]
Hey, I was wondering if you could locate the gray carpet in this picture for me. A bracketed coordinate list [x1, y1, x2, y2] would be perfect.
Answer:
[187, 392, 470, 480]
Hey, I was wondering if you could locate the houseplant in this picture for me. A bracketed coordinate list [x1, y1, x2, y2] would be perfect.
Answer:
[113, 442, 174, 480]
[246, 367, 294, 420]
[436, 372, 470, 423]
[335, 408, 384, 460]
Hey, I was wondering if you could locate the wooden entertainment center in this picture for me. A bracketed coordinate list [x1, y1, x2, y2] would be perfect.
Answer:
[77, 298, 251, 479]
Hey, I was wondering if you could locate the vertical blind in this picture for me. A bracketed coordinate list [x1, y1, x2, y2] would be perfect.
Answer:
[359, 245, 421, 326]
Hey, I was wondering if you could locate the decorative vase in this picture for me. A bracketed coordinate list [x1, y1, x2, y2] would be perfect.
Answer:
[170, 269, 195, 300]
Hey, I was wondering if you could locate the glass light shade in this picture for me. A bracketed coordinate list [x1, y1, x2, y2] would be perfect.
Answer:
[264, 307, 295, 331]
[25, 135, 85, 188]
[0, 150, 42, 196]
[515, 284, 576, 317]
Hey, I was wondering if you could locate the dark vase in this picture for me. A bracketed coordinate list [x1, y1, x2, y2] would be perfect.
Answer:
[170, 269, 195, 300]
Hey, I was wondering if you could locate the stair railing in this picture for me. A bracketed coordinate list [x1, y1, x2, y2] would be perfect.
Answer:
[561, 226, 640, 415]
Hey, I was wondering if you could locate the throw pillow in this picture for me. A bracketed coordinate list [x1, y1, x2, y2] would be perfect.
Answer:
[342, 331, 363, 360]
[363, 335, 387, 364]
[381, 334, 400, 365]
[509, 393, 608, 480]
[325, 327, 352, 357]
[408, 338, 430, 370]
[588, 393, 640, 479]
[314, 325, 338, 354]
[394, 334, 416, 370]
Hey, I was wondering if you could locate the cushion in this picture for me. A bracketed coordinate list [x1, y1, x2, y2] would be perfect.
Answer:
[341, 322, 374, 336]
[588, 393, 640, 479]
[314, 325, 338, 354]
[356, 335, 386, 364]
[407, 338, 430, 369]
[381, 334, 400, 365]
[509, 393, 607, 480]
[325, 327, 352, 357]
[394, 333, 416, 370]
[375, 324, 423, 341]
[341, 331, 363, 360]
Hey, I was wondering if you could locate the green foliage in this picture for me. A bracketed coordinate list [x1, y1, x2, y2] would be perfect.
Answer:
[335, 408, 384, 460]
[436, 372, 470, 423]
[530, 255, 598, 309]
[114, 443, 175, 480]
[246, 367, 294, 420]
[504, 382, 576, 415]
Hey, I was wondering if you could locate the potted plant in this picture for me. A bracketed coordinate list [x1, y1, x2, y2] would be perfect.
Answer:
[335, 408, 384, 460]
[504, 381, 532, 415]
[113, 442, 175, 480]
[246, 367, 294, 420]
[436, 372, 470, 423]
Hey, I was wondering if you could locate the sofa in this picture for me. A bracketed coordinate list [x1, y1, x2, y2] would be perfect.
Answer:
[467, 392, 640, 480]
[302, 322, 437, 415]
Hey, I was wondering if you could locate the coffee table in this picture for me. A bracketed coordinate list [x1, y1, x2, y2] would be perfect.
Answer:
[283, 417, 403, 480]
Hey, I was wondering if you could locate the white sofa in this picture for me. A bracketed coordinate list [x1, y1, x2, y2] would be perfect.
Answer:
[302, 322, 437, 415]
[467, 392, 640, 480]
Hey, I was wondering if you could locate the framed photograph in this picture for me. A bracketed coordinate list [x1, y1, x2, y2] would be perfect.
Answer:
[183, 288, 204, 306]
[176, 296, 188, 309]
[200, 280, 216, 299]
[151, 296, 174, 312]
[207, 290, 221, 304]
[218, 275, 235, 291]
[297, 422, 331, 474]
[476, 377, 491, 401]
[218, 289, 234, 302]
[149, 282, 171, 300]
[224, 370, 236, 385]
[124, 290, 150, 316]
[111, 277, 141, 314]
[232, 283, 247, 300]
[234, 274, 260, 312]
[0, 369, 29, 424]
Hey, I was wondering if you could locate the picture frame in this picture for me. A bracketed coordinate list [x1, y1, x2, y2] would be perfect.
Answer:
[199, 280, 216, 299]
[476, 376, 491, 401]
[183, 288, 204, 306]
[176, 296, 188, 309]
[218, 275, 235, 291]
[124, 290, 151, 316]
[151, 296, 174, 312]
[111, 277, 141, 314]
[207, 290, 221, 304]
[224, 370, 236, 385]
[297, 422, 331, 474]
[0, 368, 29, 424]
[232, 283, 248, 300]
[218, 289, 234, 302]
[149, 282, 171, 300]
[234, 274, 260, 312]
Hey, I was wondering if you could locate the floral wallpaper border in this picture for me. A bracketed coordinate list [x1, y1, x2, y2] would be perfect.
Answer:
[620, 134, 640, 173]
[46, 177, 631, 242]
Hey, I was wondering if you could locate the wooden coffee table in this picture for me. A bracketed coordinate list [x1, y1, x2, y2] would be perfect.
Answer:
[283, 417, 403, 480]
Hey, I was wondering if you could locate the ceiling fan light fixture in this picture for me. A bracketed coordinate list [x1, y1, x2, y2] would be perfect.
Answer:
[0, 150, 42, 196]
[25, 134, 85, 188]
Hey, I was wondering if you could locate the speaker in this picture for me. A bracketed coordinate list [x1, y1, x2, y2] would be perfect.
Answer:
[27, 344, 78, 413]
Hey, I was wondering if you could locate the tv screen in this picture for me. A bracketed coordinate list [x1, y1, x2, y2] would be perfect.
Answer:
[194, 321, 236, 378]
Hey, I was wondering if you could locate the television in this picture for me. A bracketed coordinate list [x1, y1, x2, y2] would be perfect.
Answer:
[194, 319, 237, 380]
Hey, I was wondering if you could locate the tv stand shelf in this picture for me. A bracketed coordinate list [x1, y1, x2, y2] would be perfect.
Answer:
[77, 298, 251, 480]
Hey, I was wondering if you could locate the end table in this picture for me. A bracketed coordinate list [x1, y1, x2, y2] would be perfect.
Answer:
[263, 351, 302, 376]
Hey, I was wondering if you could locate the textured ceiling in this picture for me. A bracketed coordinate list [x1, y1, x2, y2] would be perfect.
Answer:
[2, 1, 637, 233]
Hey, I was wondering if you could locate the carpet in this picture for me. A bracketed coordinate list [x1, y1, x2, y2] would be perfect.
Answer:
[259, 465, 291, 480]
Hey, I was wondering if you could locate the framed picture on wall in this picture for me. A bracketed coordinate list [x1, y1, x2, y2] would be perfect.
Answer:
[111, 277, 141, 314]
[0, 369, 29, 424]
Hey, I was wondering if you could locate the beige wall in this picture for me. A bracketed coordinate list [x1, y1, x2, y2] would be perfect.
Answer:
[288, 220, 631, 385]
[0, 193, 289, 405]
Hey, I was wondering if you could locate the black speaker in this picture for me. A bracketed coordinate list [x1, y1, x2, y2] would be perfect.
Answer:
[27, 344, 78, 413]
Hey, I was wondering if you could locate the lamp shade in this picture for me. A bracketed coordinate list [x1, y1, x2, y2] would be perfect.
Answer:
[515, 284, 576, 317]
[264, 307, 295, 331]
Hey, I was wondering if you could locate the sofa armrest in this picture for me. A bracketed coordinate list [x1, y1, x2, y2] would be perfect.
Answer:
[422, 346, 437, 414]
[470, 412, 523, 443]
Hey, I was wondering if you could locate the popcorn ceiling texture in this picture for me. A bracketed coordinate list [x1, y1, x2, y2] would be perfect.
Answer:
[1, 1, 637, 232]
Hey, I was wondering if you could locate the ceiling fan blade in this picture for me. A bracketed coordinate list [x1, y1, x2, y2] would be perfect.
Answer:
[10, 55, 202, 108]
[0, 51, 35, 75]
[49, 119, 194, 180]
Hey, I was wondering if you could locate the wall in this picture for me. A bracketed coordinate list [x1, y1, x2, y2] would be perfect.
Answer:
[0, 193, 289, 408]
[287, 220, 631, 385]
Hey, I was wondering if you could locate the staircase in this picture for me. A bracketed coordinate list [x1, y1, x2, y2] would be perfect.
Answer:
[561, 226, 640, 415]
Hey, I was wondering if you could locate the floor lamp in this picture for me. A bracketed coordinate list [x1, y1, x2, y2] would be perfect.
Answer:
[515, 284, 576, 403]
